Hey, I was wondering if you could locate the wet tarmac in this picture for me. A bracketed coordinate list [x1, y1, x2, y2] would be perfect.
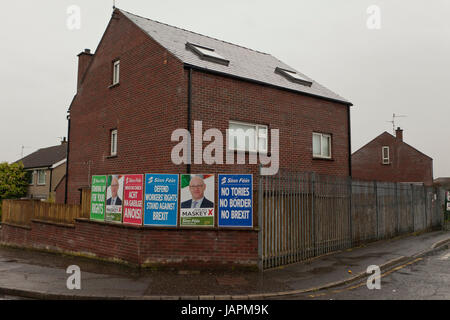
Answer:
[0, 231, 449, 298]
[279, 246, 450, 300]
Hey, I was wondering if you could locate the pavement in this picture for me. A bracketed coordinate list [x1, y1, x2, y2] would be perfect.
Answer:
[0, 230, 449, 300]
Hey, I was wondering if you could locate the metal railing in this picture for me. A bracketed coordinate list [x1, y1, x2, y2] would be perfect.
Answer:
[258, 170, 445, 270]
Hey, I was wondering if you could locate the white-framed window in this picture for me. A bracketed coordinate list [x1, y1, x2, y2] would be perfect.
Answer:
[382, 146, 390, 164]
[312, 132, 332, 159]
[111, 129, 118, 156]
[275, 67, 313, 87]
[112, 60, 120, 85]
[37, 170, 46, 185]
[186, 42, 230, 66]
[228, 121, 268, 153]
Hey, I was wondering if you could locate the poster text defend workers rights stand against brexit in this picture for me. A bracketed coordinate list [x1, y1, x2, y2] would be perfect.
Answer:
[122, 174, 143, 225]
[90, 175, 107, 221]
[144, 174, 179, 226]
[218, 174, 253, 227]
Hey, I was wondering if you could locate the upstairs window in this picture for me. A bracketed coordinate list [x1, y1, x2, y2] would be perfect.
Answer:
[382, 146, 390, 164]
[313, 132, 331, 159]
[112, 60, 120, 85]
[37, 170, 46, 185]
[186, 42, 230, 66]
[111, 129, 118, 156]
[28, 171, 34, 185]
[275, 67, 313, 87]
[228, 121, 268, 153]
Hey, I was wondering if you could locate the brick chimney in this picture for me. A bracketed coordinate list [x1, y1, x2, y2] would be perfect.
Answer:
[396, 127, 403, 141]
[77, 49, 94, 90]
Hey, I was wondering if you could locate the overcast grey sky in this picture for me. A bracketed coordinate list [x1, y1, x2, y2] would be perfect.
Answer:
[1, 0, 449, 177]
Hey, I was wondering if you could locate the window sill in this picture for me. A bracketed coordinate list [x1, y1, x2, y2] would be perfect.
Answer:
[312, 156, 334, 161]
[106, 155, 118, 159]
[227, 150, 269, 156]
[108, 83, 120, 89]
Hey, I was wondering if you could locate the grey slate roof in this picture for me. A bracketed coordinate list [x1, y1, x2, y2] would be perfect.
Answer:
[120, 9, 351, 105]
[15, 144, 67, 169]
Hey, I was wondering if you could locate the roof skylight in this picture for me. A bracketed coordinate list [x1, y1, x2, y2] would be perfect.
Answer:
[186, 42, 230, 66]
[275, 67, 313, 87]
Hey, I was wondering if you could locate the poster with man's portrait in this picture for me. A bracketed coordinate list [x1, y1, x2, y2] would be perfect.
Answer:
[180, 174, 215, 227]
[105, 174, 124, 223]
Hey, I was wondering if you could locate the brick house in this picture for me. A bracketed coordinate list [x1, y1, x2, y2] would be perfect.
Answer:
[66, 8, 353, 204]
[352, 128, 433, 186]
[15, 140, 67, 201]
[434, 177, 450, 189]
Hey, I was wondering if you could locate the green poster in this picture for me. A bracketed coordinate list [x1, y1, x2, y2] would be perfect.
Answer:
[90, 175, 107, 221]
[179, 174, 215, 227]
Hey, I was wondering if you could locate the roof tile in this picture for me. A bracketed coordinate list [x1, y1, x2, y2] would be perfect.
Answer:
[119, 9, 351, 105]
[16, 144, 67, 169]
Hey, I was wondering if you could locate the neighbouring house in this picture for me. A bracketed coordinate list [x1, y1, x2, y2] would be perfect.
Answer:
[66, 8, 353, 204]
[352, 127, 433, 186]
[434, 177, 450, 213]
[434, 177, 450, 189]
[15, 139, 67, 202]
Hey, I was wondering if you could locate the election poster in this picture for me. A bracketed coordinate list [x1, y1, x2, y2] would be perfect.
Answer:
[105, 174, 124, 223]
[446, 191, 450, 212]
[144, 174, 179, 226]
[122, 174, 144, 225]
[90, 175, 107, 221]
[218, 174, 253, 227]
[180, 174, 215, 227]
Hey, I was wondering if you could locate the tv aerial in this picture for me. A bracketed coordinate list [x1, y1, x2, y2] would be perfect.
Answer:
[20, 145, 31, 159]
[387, 113, 407, 134]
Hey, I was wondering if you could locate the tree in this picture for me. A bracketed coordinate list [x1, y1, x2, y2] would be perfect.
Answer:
[0, 162, 29, 219]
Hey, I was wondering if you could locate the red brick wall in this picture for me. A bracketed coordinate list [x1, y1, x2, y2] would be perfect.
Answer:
[352, 132, 433, 185]
[66, 9, 350, 205]
[0, 225, 31, 246]
[67, 10, 187, 204]
[188, 70, 350, 177]
[0, 220, 258, 269]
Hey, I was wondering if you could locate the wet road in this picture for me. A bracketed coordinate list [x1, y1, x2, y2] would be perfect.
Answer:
[284, 246, 450, 300]
[0, 231, 448, 299]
